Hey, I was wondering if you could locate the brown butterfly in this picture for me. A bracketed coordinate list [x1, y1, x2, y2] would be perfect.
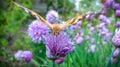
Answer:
[13, 2, 86, 35]
[100, 0, 106, 4]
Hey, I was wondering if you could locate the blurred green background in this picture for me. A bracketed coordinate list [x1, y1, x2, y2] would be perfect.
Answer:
[0, 0, 120, 67]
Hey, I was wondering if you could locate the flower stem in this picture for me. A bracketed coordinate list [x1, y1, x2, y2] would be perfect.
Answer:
[105, 48, 116, 67]
[52, 61, 55, 67]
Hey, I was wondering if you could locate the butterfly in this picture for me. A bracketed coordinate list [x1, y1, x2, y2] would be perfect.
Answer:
[13, 2, 87, 35]
[100, 0, 106, 4]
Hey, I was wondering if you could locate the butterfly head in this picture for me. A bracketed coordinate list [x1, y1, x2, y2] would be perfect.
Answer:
[52, 24, 62, 35]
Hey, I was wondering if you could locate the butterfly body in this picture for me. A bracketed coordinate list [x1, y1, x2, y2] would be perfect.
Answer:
[51, 24, 63, 35]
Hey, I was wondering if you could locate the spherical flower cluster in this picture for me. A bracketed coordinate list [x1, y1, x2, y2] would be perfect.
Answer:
[28, 20, 49, 43]
[116, 22, 120, 28]
[112, 28, 120, 48]
[103, 0, 114, 8]
[88, 45, 96, 53]
[14, 50, 32, 63]
[113, 3, 120, 10]
[23, 51, 32, 63]
[116, 10, 120, 18]
[86, 13, 94, 21]
[89, 26, 94, 34]
[111, 48, 119, 63]
[46, 10, 59, 23]
[14, 50, 23, 60]
[75, 36, 83, 45]
[45, 32, 74, 64]
[99, 15, 107, 22]
[102, 8, 107, 15]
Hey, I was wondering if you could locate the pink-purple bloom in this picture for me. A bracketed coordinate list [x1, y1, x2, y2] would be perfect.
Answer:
[75, 36, 83, 45]
[112, 48, 119, 58]
[45, 32, 74, 64]
[116, 22, 120, 28]
[14, 50, 23, 60]
[23, 51, 32, 63]
[103, 0, 114, 8]
[99, 15, 107, 22]
[14, 50, 32, 63]
[46, 10, 59, 23]
[28, 20, 49, 43]
[116, 10, 120, 18]
[112, 28, 120, 48]
[113, 3, 120, 10]
[88, 45, 96, 53]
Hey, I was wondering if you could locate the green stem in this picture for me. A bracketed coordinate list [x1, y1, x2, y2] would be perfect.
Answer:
[105, 48, 116, 67]
[52, 61, 55, 67]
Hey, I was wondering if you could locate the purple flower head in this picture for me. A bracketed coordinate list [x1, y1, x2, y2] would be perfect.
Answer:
[55, 57, 65, 64]
[116, 10, 120, 18]
[113, 3, 120, 10]
[45, 32, 74, 64]
[23, 51, 32, 63]
[98, 23, 105, 29]
[87, 23, 92, 28]
[105, 32, 112, 38]
[112, 48, 119, 58]
[102, 8, 107, 15]
[75, 36, 83, 45]
[14, 50, 24, 60]
[111, 57, 118, 63]
[85, 35, 90, 40]
[99, 15, 107, 22]
[88, 45, 96, 53]
[104, 0, 114, 8]
[116, 22, 120, 28]
[91, 38, 95, 44]
[70, 25, 78, 30]
[86, 13, 94, 21]
[104, 19, 111, 26]
[76, 21, 82, 26]
[46, 10, 59, 23]
[112, 28, 120, 48]
[89, 26, 94, 34]
[28, 20, 49, 43]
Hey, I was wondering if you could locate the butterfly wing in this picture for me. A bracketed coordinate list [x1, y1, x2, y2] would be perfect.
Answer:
[13, 2, 52, 28]
[61, 14, 86, 29]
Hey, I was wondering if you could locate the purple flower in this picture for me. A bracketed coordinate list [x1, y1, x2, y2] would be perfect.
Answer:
[23, 51, 32, 63]
[112, 48, 119, 58]
[113, 3, 120, 10]
[45, 32, 74, 64]
[102, 8, 107, 15]
[111, 57, 118, 63]
[116, 22, 120, 28]
[88, 45, 96, 53]
[112, 28, 120, 48]
[85, 35, 90, 40]
[89, 26, 94, 34]
[98, 23, 105, 29]
[14, 50, 23, 60]
[104, 0, 114, 8]
[28, 20, 49, 43]
[70, 25, 78, 30]
[99, 15, 107, 22]
[91, 38, 95, 44]
[55, 57, 65, 64]
[75, 36, 83, 45]
[86, 13, 94, 21]
[46, 10, 59, 23]
[76, 21, 82, 26]
[116, 10, 120, 18]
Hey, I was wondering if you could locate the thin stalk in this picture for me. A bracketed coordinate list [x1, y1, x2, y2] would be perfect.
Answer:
[52, 61, 55, 67]
[105, 48, 116, 67]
